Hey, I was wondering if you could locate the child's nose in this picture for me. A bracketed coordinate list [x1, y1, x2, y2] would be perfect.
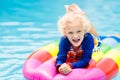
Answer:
[73, 33, 78, 38]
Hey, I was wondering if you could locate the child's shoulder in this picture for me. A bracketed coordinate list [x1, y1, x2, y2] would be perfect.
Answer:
[60, 36, 69, 42]
[84, 33, 93, 38]
[83, 33, 94, 47]
[60, 36, 67, 40]
[84, 33, 94, 43]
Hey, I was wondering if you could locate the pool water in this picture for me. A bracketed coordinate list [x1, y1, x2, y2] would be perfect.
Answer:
[0, 0, 120, 80]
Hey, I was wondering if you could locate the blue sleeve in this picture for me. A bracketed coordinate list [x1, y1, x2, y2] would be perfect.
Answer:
[71, 33, 94, 68]
[56, 37, 69, 66]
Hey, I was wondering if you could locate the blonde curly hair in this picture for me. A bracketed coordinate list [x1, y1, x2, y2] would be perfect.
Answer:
[57, 12, 92, 36]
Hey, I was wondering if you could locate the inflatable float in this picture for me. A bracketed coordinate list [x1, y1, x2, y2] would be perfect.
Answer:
[23, 35, 120, 80]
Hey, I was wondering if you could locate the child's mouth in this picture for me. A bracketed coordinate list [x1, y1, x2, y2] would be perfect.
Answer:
[72, 39, 80, 43]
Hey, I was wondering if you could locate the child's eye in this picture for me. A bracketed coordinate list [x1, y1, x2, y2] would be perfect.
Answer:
[77, 30, 81, 33]
[68, 32, 73, 34]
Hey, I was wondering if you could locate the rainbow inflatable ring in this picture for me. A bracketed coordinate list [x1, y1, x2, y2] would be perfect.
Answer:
[23, 35, 120, 80]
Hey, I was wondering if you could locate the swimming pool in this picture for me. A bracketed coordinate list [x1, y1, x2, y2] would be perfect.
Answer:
[0, 0, 120, 80]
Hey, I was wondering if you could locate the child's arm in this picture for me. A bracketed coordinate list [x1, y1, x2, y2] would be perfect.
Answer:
[56, 37, 68, 70]
[56, 37, 73, 74]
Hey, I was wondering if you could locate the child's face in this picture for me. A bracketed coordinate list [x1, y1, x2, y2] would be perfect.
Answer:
[65, 25, 85, 47]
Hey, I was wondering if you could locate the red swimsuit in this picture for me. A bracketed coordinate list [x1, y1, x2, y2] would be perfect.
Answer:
[66, 46, 84, 63]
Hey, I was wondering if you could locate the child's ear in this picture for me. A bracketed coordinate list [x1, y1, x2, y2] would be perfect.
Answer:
[64, 31, 67, 36]
[64, 30, 68, 37]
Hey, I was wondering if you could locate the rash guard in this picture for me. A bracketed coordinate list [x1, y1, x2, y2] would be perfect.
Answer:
[56, 33, 94, 69]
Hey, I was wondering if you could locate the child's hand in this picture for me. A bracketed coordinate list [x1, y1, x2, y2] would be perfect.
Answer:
[58, 63, 72, 75]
